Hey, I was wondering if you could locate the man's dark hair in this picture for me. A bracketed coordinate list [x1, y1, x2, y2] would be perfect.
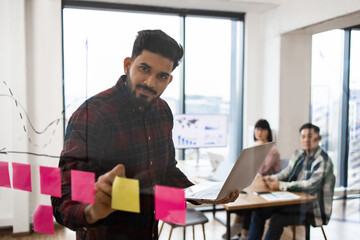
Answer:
[131, 29, 184, 71]
[299, 122, 320, 134]
[253, 119, 273, 142]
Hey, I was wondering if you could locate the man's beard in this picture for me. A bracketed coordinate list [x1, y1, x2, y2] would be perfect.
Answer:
[125, 75, 158, 108]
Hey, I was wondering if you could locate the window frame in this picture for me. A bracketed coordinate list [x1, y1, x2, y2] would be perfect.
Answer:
[311, 25, 360, 187]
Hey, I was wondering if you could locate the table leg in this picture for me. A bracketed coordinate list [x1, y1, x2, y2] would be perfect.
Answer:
[226, 211, 231, 240]
[183, 226, 186, 240]
[213, 206, 226, 226]
[305, 224, 310, 240]
[212, 204, 216, 218]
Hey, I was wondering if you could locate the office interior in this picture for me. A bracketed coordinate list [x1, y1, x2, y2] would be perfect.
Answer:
[0, 0, 359, 239]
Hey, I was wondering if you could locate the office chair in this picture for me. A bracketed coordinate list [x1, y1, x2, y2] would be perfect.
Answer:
[291, 224, 327, 240]
[291, 168, 335, 240]
[158, 208, 209, 240]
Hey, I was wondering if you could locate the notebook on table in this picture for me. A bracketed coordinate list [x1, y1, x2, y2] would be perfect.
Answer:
[185, 142, 275, 201]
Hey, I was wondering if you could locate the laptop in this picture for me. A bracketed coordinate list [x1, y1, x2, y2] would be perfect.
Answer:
[185, 142, 275, 201]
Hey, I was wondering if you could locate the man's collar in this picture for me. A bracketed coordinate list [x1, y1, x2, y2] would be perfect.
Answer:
[304, 146, 321, 159]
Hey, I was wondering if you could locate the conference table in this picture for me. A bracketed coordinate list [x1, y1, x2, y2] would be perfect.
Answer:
[217, 175, 317, 240]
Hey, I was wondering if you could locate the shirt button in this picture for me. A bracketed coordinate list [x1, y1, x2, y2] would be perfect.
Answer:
[150, 161, 153, 165]
[148, 136, 151, 141]
[82, 227, 87, 231]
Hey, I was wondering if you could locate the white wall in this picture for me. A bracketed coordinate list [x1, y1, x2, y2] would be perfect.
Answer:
[242, 12, 265, 147]
[0, 0, 29, 231]
[0, 0, 63, 232]
[25, 0, 63, 224]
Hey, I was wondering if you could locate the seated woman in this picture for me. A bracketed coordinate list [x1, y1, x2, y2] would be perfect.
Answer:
[222, 119, 281, 240]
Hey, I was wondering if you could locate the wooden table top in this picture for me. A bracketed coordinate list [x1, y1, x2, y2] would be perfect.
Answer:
[223, 175, 317, 211]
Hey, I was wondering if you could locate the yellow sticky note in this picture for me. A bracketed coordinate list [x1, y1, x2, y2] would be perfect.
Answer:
[112, 177, 140, 213]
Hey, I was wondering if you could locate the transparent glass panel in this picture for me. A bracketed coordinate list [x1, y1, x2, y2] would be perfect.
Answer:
[184, 16, 233, 162]
[348, 29, 360, 188]
[63, 8, 181, 123]
[311, 29, 344, 186]
[63, 8, 244, 170]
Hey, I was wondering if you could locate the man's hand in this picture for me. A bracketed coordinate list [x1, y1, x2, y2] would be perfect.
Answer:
[85, 164, 126, 224]
[263, 177, 279, 190]
[194, 190, 240, 205]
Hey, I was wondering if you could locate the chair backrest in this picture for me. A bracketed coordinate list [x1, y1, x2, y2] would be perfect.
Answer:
[280, 158, 289, 170]
[317, 161, 336, 226]
[207, 152, 224, 171]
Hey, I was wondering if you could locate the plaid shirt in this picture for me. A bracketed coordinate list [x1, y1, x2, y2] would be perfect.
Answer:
[51, 75, 193, 240]
[271, 147, 335, 226]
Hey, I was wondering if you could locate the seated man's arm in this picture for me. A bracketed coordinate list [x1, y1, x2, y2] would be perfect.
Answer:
[271, 149, 304, 181]
[277, 155, 330, 192]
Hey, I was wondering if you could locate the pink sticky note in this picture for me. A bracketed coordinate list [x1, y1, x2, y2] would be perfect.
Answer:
[12, 162, 32, 192]
[33, 205, 54, 234]
[0, 161, 11, 188]
[71, 170, 95, 204]
[40, 166, 61, 197]
[155, 185, 186, 225]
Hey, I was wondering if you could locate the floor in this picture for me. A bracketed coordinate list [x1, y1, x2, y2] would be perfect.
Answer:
[0, 159, 359, 240]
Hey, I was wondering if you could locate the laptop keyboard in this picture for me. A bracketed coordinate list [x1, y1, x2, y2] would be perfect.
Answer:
[189, 184, 222, 200]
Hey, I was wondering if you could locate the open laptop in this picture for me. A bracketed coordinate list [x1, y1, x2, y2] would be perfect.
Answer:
[185, 142, 275, 201]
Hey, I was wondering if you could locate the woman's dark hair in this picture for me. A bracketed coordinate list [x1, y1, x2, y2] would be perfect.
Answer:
[131, 29, 184, 71]
[253, 119, 273, 142]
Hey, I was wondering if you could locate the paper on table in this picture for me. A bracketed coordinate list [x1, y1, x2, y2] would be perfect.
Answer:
[155, 185, 186, 225]
[33, 205, 54, 235]
[0, 161, 11, 188]
[71, 170, 95, 204]
[259, 191, 300, 201]
[12, 162, 32, 192]
[112, 177, 140, 213]
[40, 166, 61, 197]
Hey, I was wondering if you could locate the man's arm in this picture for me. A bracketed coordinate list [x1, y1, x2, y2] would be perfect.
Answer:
[271, 149, 304, 181]
[278, 156, 329, 192]
[51, 106, 110, 230]
[164, 141, 240, 204]
[164, 139, 194, 189]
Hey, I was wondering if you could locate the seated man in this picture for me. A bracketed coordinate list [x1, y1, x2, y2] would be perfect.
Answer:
[248, 123, 335, 240]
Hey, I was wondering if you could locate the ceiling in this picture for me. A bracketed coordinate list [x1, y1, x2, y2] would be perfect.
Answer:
[76, 0, 281, 13]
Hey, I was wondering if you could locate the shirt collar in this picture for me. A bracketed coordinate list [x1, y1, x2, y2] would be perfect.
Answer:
[302, 146, 322, 161]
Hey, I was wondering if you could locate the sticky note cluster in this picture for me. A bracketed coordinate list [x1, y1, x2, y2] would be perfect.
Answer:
[0, 161, 62, 197]
[1, 161, 188, 234]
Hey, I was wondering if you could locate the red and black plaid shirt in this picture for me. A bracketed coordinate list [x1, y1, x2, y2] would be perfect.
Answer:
[51, 76, 193, 240]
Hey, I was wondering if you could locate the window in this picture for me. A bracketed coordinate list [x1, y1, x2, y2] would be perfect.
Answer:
[63, 9, 181, 118]
[63, 4, 244, 162]
[347, 29, 360, 188]
[311, 27, 360, 187]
